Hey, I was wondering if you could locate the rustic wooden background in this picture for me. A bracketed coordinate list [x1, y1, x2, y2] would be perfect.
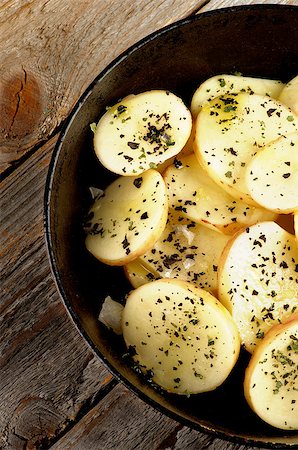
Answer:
[1, 1, 297, 449]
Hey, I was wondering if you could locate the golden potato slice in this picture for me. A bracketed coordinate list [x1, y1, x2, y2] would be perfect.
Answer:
[191, 74, 284, 118]
[218, 221, 298, 353]
[244, 314, 298, 430]
[124, 258, 157, 288]
[155, 119, 195, 174]
[85, 169, 168, 265]
[139, 214, 230, 293]
[194, 92, 298, 205]
[93, 90, 192, 176]
[246, 133, 298, 213]
[164, 154, 276, 234]
[278, 75, 298, 116]
[122, 279, 240, 394]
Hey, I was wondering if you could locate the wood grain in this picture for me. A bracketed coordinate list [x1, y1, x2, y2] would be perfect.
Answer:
[0, 0, 205, 175]
[0, 136, 115, 449]
[50, 384, 178, 450]
[51, 383, 268, 450]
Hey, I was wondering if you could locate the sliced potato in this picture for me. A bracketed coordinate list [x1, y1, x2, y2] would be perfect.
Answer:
[124, 258, 157, 288]
[244, 314, 298, 430]
[93, 90, 192, 176]
[164, 154, 276, 234]
[246, 133, 298, 213]
[295, 213, 298, 242]
[278, 75, 298, 116]
[218, 221, 298, 353]
[85, 169, 168, 265]
[139, 214, 230, 293]
[155, 119, 195, 174]
[191, 74, 284, 118]
[194, 92, 298, 205]
[122, 279, 240, 394]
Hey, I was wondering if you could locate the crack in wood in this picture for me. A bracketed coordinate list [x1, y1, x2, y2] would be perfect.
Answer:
[7, 67, 27, 135]
[0, 130, 60, 183]
[0, 0, 208, 181]
[155, 423, 184, 449]
[1, 422, 28, 449]
[190, 0, 211, 15]
[12, 428, 28, 449]
[41, 378, 118, 449]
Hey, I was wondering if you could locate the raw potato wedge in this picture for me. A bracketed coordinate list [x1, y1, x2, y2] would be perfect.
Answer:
[191, 74, 284, 118]
[246, 133, 298, 213]
[218, 221, 298, 353]
[164, 154, 276, 234]
[85, 169, 168, 265]
[244, 314, 298, 430]
[124, 258, 157, 288]
[194, 92, 298, 205]
[139, 214, 230, 293]
[122, 279, 240, 395]
[93, 90, 192, 176]
[278, 75, 298, 116]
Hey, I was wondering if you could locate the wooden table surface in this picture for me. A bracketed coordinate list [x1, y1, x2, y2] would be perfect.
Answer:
[1, 1, 297, 449]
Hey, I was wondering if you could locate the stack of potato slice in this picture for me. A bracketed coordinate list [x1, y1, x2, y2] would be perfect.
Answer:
[85, 75, 298, 430]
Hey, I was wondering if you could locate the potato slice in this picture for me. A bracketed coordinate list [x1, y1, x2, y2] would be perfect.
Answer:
[246, 133, 298, 213]
[194, 92, 298, 205]
[139, 214, 230, 293]
[218, 221, 298, 353]
[278, 75, 298, 116]
[155, 119, 195, 174]
[85, 169, 168, 265]
[295, 213, 298, 243]
[191, 74, 284, 118]
[124, 258, 157, 288]
[93, 90, 192, 176]
[244, 314, 298, 430]
[164, 154, 276, 234]
[122, 279, 240, 394]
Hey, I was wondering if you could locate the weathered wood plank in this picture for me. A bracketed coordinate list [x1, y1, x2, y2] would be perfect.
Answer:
[51, 383, 268, 450]
[200, 0, 297, 12]
[50, 384, 179, 450]
[0, 136, 115, 449]
[0, 0, 206, 174]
